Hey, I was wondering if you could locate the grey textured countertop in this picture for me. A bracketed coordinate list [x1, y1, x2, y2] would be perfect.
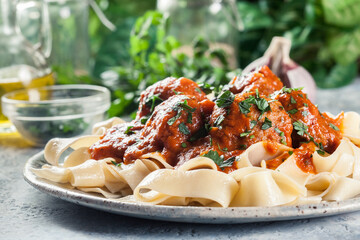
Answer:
[2, 79, 360, 240]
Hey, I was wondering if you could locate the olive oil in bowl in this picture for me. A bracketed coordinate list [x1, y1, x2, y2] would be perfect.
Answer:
[0, 65, 54, 135]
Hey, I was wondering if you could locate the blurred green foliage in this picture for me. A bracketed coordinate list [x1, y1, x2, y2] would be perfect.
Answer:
[54, 0, 360, 117]
[102, 11, 236, 117]
[237, 0, 360, 88]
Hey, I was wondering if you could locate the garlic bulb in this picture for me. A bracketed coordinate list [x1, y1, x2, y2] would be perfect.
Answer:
[243, 37, 317, 102]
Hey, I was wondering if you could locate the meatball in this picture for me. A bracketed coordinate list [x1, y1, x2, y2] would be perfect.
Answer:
[125, 95, 210, 166]
[89, 122, 143, 162]
[209, 92, 293, 151]
[136, 77, 208, 120]
[276, 89, 342, 153]
[228, 65, 283, 96]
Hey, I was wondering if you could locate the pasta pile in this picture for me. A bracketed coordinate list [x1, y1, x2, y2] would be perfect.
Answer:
[32, 112, 360, 207]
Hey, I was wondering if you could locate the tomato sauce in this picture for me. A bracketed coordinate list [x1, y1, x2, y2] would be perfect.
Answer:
[88, 67, 343, 175]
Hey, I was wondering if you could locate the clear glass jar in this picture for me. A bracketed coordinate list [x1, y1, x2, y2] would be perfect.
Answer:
[157, 0, 242, 68]
[0, 0, 54, 135]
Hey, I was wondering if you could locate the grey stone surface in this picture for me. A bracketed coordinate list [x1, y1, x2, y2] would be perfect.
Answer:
[2, 79, 360, 239]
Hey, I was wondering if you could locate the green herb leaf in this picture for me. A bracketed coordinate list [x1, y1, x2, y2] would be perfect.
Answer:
[239, 144, 247, 150]
[288, 109, 298, 114]
[181, 142, 187, 148]
[167, 111, 182, 125]
[216, 91, 235, 108]
[316, 149, 325, 155]
[255, 98, 270, 112]
[145, 94, 164, 113]
[250, 120, 257, 129]
[202, 150, 235, 169]
[261, 117, 272, 130]
[293, 121, 308, 137]
[288, 151, 293, 155]
[239, 100, 252, 115]
[111, 160, 122, 167]
[240, 131, 251, 137]
[282, 87, 304, 93]
[124, 126, 135, 135]
[329, 123, 340, 131]
[198, 83, 214, 95]
[179, 122, 190, 135]
[290, 96, 297, 104]
[140, 117, 148, 125]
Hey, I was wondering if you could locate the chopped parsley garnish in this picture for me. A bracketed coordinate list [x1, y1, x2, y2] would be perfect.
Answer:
[202, 150, 235, 169]
[124, 126, 135, 135]
[256, 98, 270, 112]
[195, 88, 202, 93]
[198, 82, 214, 95]
[298, 94, 304, 98]
[217, 143, 228, 152]
[288, 109, 298, 114]
[181, 142, 187, 148]
[293, 120, 308, 137]
[274, 127, 281, 134]
[167, 100, 196, 126]
[239, 100, 252, 115]
[290, 96, 297, 104]
[173, 90, 182, 95]
[302, 111, 309, 116]
[250, 120, 257, 129]
[261, 117, 272, 130]
[140, 117, 148, 125]
[304, 103, 308, 107]
[282, 87, 304, 93]
[167, 111, 182, 125]
[214, 115, 225, 127]
[145, 94, 163, 113]
[216, 90, 235, 108]
[111, 160, 122, 167]
[329, 123, 340, 131]
[288, 151, 293, 155]
[316, 149, 325, 155]
[239, 144, 247, 150]
[250, 135, 255, 139]
[274, 126, 287, 144]
[240, 131, 251, 137]
[178, 123, 190, 135]
[238, 95, 270, 117]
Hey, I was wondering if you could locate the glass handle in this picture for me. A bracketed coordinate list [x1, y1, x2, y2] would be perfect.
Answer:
[16, 1, 52, 59]
[224, 0, 244, 31]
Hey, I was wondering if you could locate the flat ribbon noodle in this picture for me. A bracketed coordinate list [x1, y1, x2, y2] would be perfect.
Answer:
[230, 167, 306, 207]
[342, 112, 360, 146]
[134, 158, 238, 207]
[92, 117, 125, 135]
[44, 136, 100, 166]
[236, 142, 291, 168]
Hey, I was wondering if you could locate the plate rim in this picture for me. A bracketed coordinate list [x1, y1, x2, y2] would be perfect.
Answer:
[23, 151, 360, 224]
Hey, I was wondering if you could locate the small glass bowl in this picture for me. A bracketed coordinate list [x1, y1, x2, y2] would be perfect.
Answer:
[1, 84, 110, 146]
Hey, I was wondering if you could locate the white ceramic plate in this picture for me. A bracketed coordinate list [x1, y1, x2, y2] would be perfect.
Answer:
[24, 151, 360, 224]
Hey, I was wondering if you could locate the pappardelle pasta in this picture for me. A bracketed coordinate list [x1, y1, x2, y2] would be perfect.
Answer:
[32, 66, 360, 207]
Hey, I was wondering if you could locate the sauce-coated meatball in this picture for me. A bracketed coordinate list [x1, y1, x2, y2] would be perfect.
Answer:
[136, 77, 208, 120]
[229, 66, 283, 96]
[210, 92, 293, 151]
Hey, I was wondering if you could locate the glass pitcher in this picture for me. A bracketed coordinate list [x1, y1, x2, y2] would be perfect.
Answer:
[0, 0, 54, 135]
[157, 0, 243, 68]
